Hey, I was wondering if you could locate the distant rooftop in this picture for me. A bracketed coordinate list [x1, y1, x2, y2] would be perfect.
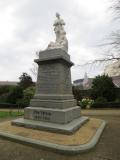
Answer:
[74, 78, 93, 83]
[112, 76, 120, 88]
[73, 75, 120, 88]
[0, 81, 18, 86]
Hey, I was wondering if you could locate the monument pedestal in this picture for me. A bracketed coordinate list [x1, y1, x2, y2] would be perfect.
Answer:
[12, 49, 88, 134]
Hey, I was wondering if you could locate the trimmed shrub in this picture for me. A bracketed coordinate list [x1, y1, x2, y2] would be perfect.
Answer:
[7, 86, 23, 104]
[95, 97, 107, 103]
[115, 98, 120, 102]
[0, 103, 18, 108]
[72, 86, 82, 101]
[0, 85, 15, 95]
[16, 86, 35, 107]
[0, 93, 9, 103]
[16, 99, 29, 108]
[91, 102, 120, 108]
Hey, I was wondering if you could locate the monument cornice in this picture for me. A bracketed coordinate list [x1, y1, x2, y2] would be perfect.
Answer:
[34, 56, 74, 67]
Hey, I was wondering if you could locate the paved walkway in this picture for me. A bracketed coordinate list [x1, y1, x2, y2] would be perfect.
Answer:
[82, 109, 120, 116]
[0, 110, 120, 160]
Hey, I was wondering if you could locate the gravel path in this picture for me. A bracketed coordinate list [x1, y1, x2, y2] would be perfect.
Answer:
[0, 114, 120, 160]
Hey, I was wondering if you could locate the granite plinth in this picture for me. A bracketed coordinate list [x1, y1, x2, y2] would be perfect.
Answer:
[31, 94, 76, 109]
[12, 116, 89, 134]
[35, 49, 73, 96]
[30, 99, 76, 109]
[24, 106, 80, 124]
[33, 94, 74, 100]
[36, 49, 71, 64]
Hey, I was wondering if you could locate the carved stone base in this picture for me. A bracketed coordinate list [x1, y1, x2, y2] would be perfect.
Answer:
[24, 106, 81, 124]
[12, 116, 89, 135]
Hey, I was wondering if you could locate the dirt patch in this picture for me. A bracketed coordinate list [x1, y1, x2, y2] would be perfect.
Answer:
[0, 118, 102, 145]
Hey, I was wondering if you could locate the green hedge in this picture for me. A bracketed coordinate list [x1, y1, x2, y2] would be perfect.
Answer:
[91, 102, 120, 108]
[0, 103, 24, 109]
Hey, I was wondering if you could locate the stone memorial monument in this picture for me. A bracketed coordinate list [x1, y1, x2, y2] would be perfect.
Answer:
[12, 13, 88, 134]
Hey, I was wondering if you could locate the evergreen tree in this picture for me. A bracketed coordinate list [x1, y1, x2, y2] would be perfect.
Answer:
[91, 75, 116, 101]
[18, 72, 34, 89]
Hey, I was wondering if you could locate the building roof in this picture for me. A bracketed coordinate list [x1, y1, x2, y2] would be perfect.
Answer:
[73, 75, 120, 88]
[74, 79, 84, 83]
[0, 81, 18, 86]
[73, 78, 93, 84]
[112, 76, 120, 88]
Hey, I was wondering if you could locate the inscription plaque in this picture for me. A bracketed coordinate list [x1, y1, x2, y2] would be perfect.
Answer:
[33, 110, 51, 121]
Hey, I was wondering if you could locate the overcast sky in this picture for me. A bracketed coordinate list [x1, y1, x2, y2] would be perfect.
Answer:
[0, 0, 115, 81]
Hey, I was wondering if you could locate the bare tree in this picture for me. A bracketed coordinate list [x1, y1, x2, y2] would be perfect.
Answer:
[30, 51, 39, 80]
[86, 0, 120, 65]
[104, 0, 120, 60]
[112, 0, 120, 19]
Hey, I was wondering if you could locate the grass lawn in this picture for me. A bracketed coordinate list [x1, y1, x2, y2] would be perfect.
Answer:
[0, 111, 24, 118]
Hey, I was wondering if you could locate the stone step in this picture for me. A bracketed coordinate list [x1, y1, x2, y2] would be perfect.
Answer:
[12, 116, 89, 135]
